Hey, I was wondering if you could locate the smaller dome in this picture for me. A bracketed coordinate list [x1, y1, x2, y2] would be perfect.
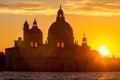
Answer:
[29, 27, 42, 35]
[29, 19, 43, 36]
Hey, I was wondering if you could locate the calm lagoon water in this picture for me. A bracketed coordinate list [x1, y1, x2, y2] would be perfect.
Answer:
[0, 72, 119, 80]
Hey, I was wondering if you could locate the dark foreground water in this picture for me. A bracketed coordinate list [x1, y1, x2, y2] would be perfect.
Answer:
[0, 72, 120, 80]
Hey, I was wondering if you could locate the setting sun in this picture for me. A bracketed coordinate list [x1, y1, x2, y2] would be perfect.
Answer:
[98, 46, 109, 57]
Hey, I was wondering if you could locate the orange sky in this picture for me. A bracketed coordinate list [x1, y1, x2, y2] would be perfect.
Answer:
[0, 0, 120, 58]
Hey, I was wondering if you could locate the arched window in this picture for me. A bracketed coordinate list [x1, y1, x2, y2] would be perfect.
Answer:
[30, 42, 34, 47]
[61, 42, 64, 48]
[35, 42, 38, 48]
[57, 42, 60, 47]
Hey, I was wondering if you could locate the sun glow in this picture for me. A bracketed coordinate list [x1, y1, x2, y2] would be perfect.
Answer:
[98, 46, 109, 57]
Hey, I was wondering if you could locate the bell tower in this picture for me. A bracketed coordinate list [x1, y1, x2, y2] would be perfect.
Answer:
[82, 33, 87, 47]
[23, 20, 29, 43]
[81, 34, 90, 50]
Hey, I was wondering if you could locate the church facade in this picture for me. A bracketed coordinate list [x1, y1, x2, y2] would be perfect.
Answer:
[5, 6, 91, 71]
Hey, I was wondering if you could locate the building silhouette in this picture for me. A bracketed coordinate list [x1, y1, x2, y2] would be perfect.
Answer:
[5, 6, 104, 71]
[0, 52, 5, 70]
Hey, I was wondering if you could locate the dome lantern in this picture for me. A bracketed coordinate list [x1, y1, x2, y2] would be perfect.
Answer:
[56, 5, 65, 21]
[33, 18, 37, 27]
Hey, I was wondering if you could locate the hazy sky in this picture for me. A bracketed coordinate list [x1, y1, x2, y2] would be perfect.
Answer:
[1, 0, 120, 16]
[0, 0, 120, 57]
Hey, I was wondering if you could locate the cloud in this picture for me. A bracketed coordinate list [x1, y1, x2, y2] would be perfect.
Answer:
[0, 1, 57, 15]
[63, 0, 120, 16]
[0, 0, 120, 16]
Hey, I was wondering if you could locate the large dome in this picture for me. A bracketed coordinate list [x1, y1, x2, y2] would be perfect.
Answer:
[48, 21, 73, 37]
[48, 6, 74, 48]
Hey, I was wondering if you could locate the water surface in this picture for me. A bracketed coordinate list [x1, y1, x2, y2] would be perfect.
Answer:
[0, 72, 119, 80]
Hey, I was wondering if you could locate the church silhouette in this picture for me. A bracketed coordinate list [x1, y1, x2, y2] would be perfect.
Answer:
[5, 6, 100, 71]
